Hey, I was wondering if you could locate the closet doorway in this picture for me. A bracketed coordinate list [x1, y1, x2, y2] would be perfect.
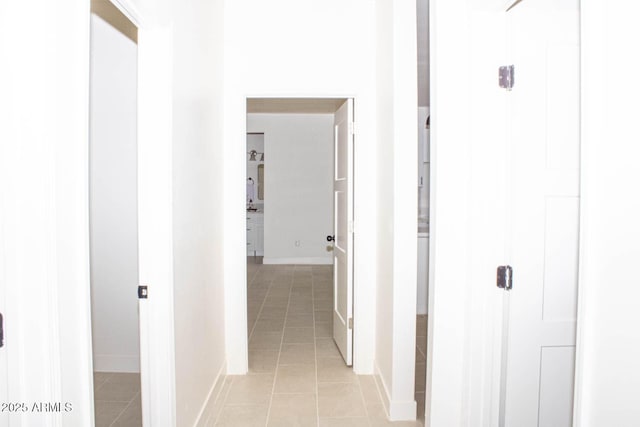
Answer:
[89, 1, 142, 425]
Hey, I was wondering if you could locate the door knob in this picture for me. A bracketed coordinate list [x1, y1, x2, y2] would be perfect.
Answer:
[326, 235, 335, 242]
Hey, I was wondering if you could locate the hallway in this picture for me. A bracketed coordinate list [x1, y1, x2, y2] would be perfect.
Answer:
[206, 261, 423, 426]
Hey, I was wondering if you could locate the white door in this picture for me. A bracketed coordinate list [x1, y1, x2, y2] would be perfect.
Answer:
[332, 99, 354, 366]
[0, 210, 7, 427]
[501, 0, 581, 426]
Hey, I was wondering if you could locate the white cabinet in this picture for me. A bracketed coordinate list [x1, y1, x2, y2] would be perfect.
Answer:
[246, 213, 264, 256]
[417, 233, 429, 315]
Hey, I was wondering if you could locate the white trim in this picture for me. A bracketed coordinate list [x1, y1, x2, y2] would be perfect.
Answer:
[390, 400, 418, 422]
[262, 257, 332, 265]
[373, 364, 416, 421]
[137, 24, 176, 427]
[194, 362, 227, 427]
[573, 1, 602, 424]
[374, 365, 392, 415]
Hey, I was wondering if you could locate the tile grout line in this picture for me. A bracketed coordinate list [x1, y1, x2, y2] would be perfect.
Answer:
[355, 376, 374, 427]
[247, 262, 269, 342]
[312, 268, 321, 427]
[210, 374, 234, 426]
[212, 262, 265, 426]
[263, 267, 294, 427]
[107, 390, 140, 427]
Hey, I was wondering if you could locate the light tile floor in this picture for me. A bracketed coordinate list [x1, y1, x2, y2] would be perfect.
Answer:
[206, 259, 424, 427]
[415, 315, 427, 426]
[93, 372, 142, 427]
[91, 260, 426, 427]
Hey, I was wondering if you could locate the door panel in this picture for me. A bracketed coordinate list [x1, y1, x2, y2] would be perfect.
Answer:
[332, 99, 354, 366]
[502, 0, 580, 425]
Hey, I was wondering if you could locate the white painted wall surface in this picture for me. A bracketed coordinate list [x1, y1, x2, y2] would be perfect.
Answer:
[223, 0, 378, 376]
[375, 0, 419, 420]
[575, 2, 640, 426]
[0, 0, 95, 424]
[375, 0, 395, 412]
[89, 14, 140, 373]
[247, 114, 334, 265]
[171, 0, 227, 425]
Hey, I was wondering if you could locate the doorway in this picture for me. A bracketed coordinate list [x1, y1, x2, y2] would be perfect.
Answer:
[416, 0, 430, 422]
[244, 97, 353, 377]
[89, 1, 142, 425]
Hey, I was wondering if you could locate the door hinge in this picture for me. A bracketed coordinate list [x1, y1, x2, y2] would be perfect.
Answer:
[138, 285, 148, 299]
[0, 312, 4, 348]
[497, 266, 513, 291]
[499, 65, 515, 90]
[348, 318, 353, 330]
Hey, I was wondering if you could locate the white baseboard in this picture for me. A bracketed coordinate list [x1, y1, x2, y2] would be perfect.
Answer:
[374, 363, 417, 421]
[374, 364, 392, 415]
[93, 354, 140, 373]
[195, 361, 227, 427]
[262, 257, 332, 265]
[389, 399, 417, 421]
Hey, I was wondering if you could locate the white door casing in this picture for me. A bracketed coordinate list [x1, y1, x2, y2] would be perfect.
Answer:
[501, 0, 581, 426]
[332, 99, 355, 366]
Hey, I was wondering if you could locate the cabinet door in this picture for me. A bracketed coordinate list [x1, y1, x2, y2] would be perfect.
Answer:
[256, 223, 264, 256]
[246, 218, 255, 255]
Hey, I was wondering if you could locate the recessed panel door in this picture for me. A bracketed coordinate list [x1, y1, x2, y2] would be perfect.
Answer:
[502, 1, 581, 426]
[332, 99, 354, 366]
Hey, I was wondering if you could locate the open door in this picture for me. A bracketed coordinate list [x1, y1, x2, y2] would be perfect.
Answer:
[501, 0, 580, 425]
[332, 99, 354, 366]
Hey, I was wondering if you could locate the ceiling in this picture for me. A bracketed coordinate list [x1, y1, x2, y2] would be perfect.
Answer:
[246, 98, 347, 114]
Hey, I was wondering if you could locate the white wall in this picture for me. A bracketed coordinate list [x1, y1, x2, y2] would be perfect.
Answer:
[247, 114, 334, 264]
[170, 0, 227, 425]
[574, 2, 640, 426]
[89, 13, 140, 373]
[0, 0, 95, 424]
[375, 0, 419, 420]
[223, 0, 378, 376]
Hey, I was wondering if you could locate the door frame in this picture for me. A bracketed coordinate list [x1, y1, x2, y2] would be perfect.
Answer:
[1, 0, 173, 425]
[89, 1, 176, 425]
[108, 2, 178, 425]
[231, 95, 361, 374]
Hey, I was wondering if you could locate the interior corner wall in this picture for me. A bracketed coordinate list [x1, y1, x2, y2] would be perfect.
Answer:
[89, 13, 140, 373]
[575, 2, 640, 426]
[247, 113, 334, 265]
[375, 0, 395, 406]
[375, 0, 418, 420]
[171, 0, 226, 425]
[223, 0, 378, 376]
